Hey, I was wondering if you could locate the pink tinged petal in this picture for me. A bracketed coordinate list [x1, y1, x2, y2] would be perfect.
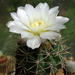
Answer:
[10, 12, 19, 20]
[17, 7, 29, 25]
[45, 24, 66, 31]
[49, 6, 59, 22]
[21, 32, 34, 38]
[55, 16, 69, 24]
[40, 32, 61, 40]
[27, 36, 41, 49]
[24, 4, 34, 22]
[6, 21, 15, 28]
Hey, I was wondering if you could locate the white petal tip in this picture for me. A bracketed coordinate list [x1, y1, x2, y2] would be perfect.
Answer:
[66, 18, 69, 21]
[54, 6, 59, 9]
[27, 36, 41, 50]
[6, 21, 14, 28]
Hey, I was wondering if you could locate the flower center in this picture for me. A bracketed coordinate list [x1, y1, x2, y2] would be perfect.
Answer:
[31, 21, 44, 28]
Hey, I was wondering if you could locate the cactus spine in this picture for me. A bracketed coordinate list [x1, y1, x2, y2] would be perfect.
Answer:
[15, 39, 69, 75]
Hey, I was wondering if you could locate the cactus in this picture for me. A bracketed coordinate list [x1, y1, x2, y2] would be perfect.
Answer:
[0, 53, 11, 75]
[15, 39, 69, 75]
[66, 57, 75, 74]
[0, 51, 15, 75]
[6, 2, 69, 75]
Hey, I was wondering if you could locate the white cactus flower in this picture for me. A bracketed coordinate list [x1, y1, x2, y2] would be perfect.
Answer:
[7, 3, 69, 49]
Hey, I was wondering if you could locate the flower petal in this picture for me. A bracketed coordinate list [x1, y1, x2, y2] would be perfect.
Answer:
[45, 24, 66, 31]
[21, 32, 34, 38]
[8, 25, 25, 34]
[40, 32, 61, 40]
[13, 21, 29, 31]
[55, 16, 69, 24]
[34, 3, 49, 21]
[6, 21, 15, 28]
[24, 4, 34, 22]
[27, 36, 41, 49]
[7, 21, 27, 33]
[17, 7, 29, 25]
[33, 4, 41, 20]
[10, 12, 19, 20]
[48, 6, 59, 23]
[40, 3, 49, 21]
[38, 3, 49, 9]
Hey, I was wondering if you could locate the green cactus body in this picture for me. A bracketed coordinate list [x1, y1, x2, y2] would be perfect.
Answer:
[15, 39, 68, 75]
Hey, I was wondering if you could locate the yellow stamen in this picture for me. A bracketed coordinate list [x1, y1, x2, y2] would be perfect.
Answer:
[31, 21, 44, 28]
